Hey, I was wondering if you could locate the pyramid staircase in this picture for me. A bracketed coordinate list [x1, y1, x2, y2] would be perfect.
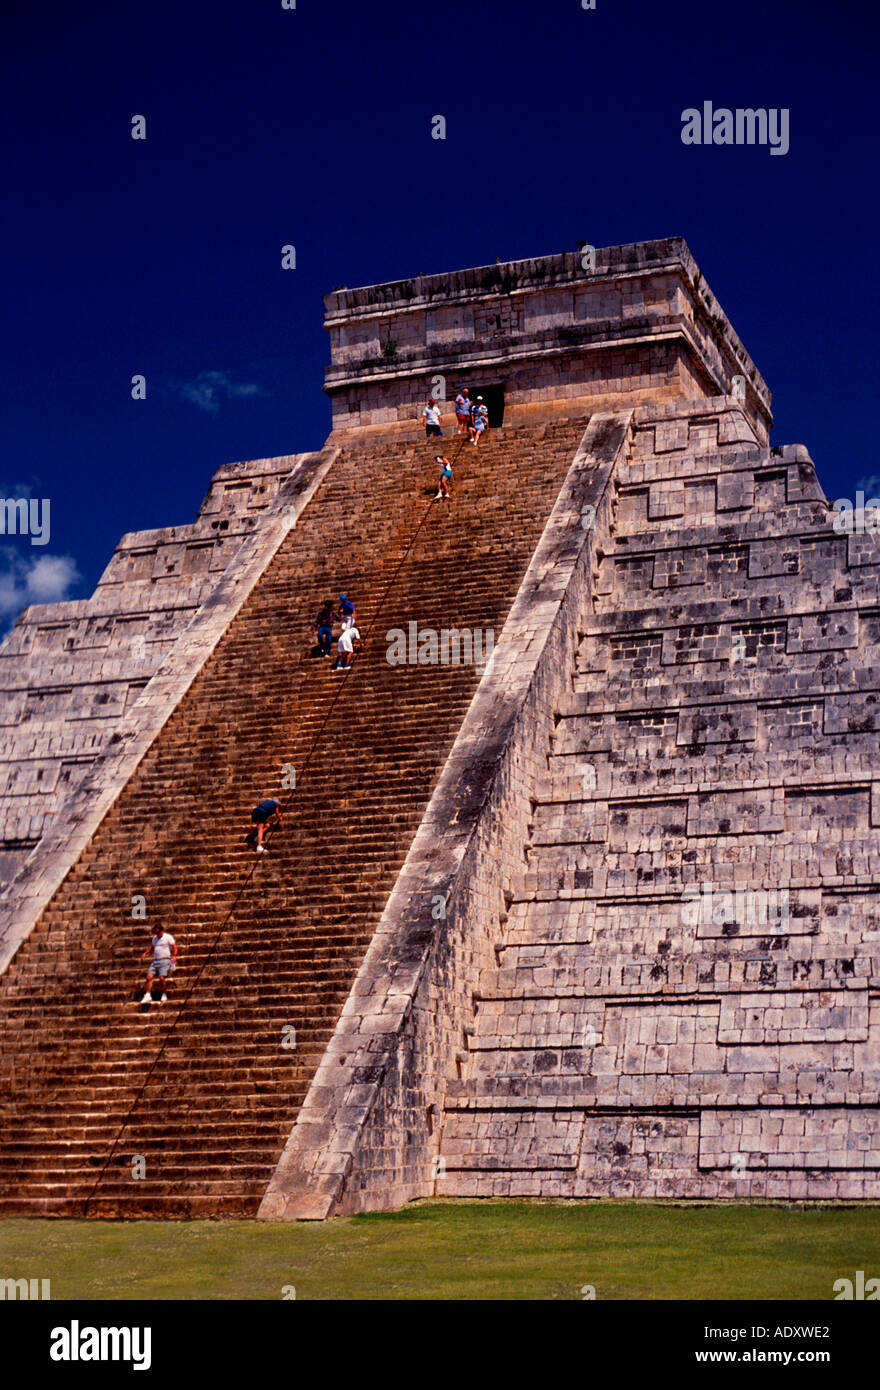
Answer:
[0, 418, 586, 1215]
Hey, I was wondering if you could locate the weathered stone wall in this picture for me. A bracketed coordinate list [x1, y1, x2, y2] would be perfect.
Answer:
[440, 394, 880, 1200]
[0, 453, 305, 888]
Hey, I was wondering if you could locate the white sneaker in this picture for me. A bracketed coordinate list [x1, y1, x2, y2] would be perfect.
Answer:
[159, 994, 168, 1004]
[140, 993, 152, 1005]
[256, 844, 267, 854]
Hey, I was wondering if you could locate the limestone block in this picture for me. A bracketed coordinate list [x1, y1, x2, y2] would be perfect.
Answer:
[787, 611, 858, 654]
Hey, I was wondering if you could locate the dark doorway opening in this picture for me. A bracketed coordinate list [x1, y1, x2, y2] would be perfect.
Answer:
[468, 383, 505, 428]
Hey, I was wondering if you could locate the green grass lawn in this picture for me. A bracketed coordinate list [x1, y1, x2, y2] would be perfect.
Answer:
[2, 1201, 878, 1300]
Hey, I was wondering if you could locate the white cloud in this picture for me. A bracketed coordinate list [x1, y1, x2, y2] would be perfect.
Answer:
[170, 370, 269, 417]
[0, 480, 35, 499]
[0, 552, 81, 621]
[855, 474, 880, 498]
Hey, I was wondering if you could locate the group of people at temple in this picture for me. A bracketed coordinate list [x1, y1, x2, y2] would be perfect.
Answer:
[423, 387, 491, 501]
[422, 387, 489, 444]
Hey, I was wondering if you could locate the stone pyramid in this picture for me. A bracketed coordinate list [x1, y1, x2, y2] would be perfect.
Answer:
[1, 239, 876, 1218]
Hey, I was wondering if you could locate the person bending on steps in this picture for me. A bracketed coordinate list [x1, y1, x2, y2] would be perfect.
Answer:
[140, 924, 177, 1005]
[246, 798, 282, 853]
[332, 623, 362, 671]
[434, 455, 452, 499]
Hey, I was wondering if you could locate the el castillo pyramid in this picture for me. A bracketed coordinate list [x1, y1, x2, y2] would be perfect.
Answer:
[1, 237, 878, 1219]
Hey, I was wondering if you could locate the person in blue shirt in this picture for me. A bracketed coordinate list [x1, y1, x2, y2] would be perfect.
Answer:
[338, 592, 356, 631]
[454, 389, 471, 434]
[246, 798, 282, 854]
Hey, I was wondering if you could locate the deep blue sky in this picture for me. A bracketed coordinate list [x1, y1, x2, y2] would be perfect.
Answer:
[2, 0, 877, 623]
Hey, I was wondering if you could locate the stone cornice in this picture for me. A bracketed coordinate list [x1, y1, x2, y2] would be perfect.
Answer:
[322, 238, 772, 432]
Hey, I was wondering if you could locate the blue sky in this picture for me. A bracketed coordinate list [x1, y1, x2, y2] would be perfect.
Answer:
[1, 0, 877, 624]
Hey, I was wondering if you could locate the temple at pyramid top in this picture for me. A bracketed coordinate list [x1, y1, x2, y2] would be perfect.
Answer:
[322, 237, 772, 439]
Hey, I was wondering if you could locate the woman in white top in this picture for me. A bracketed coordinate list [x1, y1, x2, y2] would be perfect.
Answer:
[422, 398, 443, 438]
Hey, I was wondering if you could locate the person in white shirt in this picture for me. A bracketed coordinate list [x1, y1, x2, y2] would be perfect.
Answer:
[139, 924, 177, 1005]
[332, 624, 361, 672]
[422, 398, 443, 438]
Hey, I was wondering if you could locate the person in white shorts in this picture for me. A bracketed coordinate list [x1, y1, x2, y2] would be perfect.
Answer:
[332, 624, 361, 672]
[469, 397, 489, 445]
[139, 925, 177, 1004]
[338, 593, 356, 631]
